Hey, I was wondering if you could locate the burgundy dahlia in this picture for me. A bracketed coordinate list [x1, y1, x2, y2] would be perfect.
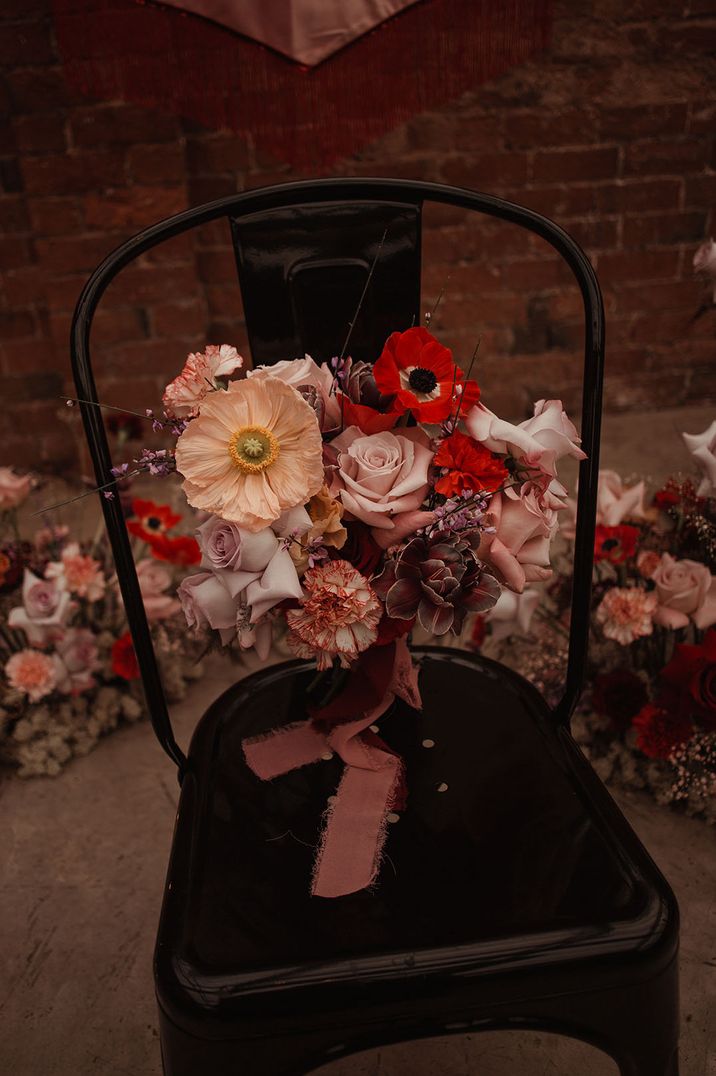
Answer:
[373, 532, 500, 635]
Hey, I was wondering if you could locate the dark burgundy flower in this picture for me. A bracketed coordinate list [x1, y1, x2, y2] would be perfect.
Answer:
[592, 668, 648, 729]
[373, 532, 500, 635]
[334, 521, 384, 578]
[632, 702, 693, 760]
[660, 629, 716, 727]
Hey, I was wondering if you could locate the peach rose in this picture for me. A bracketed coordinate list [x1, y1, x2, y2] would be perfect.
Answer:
[682, 419, 716, 498]
[136, 559, 180, 621]
[248, 355, 341, 432]
[651, 553, 716, 630]
[477, 482, 561, 593]
[330, 425, 433, 534]
[0, 468, 33, 509]
[163, 344, 243, 418]
[466, 399, 585, 479]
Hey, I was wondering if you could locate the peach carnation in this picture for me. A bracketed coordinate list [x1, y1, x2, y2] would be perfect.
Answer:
[286, 559, 381, 669]
[163, 344, 243, 418]
[175, 376, 324, 532]
[46, 542, 105, 601]
[595, 587, 658, 646]
[5, 648, 60, 701]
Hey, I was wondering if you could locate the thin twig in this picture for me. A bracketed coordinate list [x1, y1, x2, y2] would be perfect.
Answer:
[338, 227, 389, 363]
[425, 274, 452, 327]
[33, 470, 141, 515]
[449, 336, 481, 434]
[60, 396, 150, 422]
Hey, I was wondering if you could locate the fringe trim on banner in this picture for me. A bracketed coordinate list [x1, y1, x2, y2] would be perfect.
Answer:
[51, 0, 553, 169]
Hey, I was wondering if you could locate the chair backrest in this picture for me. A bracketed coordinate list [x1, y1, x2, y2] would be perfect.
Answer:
[70, 178, 604, 775]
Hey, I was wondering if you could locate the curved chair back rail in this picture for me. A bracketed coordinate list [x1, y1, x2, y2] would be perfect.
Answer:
[70, 178, 604, 774]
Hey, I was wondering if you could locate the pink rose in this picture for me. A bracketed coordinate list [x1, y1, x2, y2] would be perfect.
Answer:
[682, 420, 716, 498]
[5, 648, 61, 702]
[652, 553, 716, 630]
[330, 425, 433, 535]
[487, 586, 541, 641]
[597, 470, 646, 526]
[8, 569, 72, 645]
[248, 355, 341, 432]
[0, 467, 33, 509]
[136, 559, 180, 621]
[55, 628, 100, 694]
[477, 482, 561, 593]
[163, 344, 243, 418]
[466, 399, 585, 479]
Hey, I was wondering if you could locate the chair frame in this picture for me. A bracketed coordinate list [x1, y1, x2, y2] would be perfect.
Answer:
[71, 177, 605, 777]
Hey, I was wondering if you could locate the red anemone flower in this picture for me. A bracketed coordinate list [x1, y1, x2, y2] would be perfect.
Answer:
[373, 327, 480, 423]
[127, 498, 181, 543]
[335, 393, 398, 434]
[593, 524, 640, 564]
[112, 631, 140, 680]
[433, 431, 508, 497]
[148, 533, 201, 566]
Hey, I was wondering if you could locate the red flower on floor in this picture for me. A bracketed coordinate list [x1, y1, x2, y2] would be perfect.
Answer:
[334, 393, 398, 434]
[593, 524, 640, 564]
[653, 487, 680, 510]
[433, 430, 508, 497]
[148, 533, 201, 566]
[660, 630, 716, 726]
[127, 498, 182, 543]
[632, 702, 693, 760]
[592, 668, 648, 729]
[373, 327, 480, 423]
[111, 631, 140, 680]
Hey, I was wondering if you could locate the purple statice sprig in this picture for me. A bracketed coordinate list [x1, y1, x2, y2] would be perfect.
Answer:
[423, 488, 493, 539]
[280, 530, 329, 568]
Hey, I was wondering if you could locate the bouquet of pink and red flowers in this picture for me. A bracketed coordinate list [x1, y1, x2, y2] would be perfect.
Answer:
[139, 329, 585, 895]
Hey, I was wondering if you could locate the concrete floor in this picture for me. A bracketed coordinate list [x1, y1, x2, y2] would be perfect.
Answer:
[3, 405, 716, 1075]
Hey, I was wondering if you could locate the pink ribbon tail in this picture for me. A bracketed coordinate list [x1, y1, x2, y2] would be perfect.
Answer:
[243, 720, 327, 779]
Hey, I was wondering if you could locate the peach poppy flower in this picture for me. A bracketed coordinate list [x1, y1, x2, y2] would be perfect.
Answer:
[175, 377, 324, 532]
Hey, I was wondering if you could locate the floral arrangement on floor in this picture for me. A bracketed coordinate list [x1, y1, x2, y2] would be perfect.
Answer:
[116, 333, 587, 896]
[498, 421, 716, 822]
[0, 473, 205, 777]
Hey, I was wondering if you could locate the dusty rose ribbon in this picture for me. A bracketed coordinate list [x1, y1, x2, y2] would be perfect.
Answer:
[242, 638, 420, 898]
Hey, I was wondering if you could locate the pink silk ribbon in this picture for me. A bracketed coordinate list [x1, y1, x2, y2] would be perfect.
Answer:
[242, 638, 420, 898]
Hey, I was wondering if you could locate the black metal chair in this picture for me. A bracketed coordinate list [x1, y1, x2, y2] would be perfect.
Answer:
[71, 179, 679, 1076]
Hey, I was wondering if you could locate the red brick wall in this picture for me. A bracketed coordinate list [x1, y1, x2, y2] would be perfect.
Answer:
[2, 0, 715, 471]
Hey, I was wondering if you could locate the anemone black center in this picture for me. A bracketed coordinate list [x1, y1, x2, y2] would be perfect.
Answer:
[147, 516, 162, 530]
[408, 367, 438, 394]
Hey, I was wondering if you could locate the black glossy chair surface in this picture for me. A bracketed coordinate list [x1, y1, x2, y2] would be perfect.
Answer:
[167, 649, 649, 984]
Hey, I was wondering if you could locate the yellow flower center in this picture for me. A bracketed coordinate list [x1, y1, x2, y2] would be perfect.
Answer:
[228, 426, 280, 473]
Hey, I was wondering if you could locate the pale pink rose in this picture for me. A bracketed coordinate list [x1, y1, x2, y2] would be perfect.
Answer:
[682, 420, 716, 498]
[651, 553, 716, 630]
[597, 470, 646, 526]
[55, 628, 100, 694]
[46, 543, 105, 602]
[596, 587, 657, 645]
[5, 648, 61, 701]
[466, 399, 585, 479]
[136, 559, 180, 621]
[487, 586, 541, 641]
[248, 354, 341, 432]
[330, 425, 433, 535]
[477, 482, 561, 593]
[693, 238, 716, 302]
[8, 569, 72, 645]
[0, 468, 33, 509]
[163, 344, 244, 418]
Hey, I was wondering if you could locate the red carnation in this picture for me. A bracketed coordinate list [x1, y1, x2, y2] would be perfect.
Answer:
[112, 631, 140, 680]
[373, 326, 480, 423]
[148, 533, 201, 566]
[127, 498, 182, 543]
[632, 702, 693, 760]
[433, 431, 508, 497]
[593, 524, 640, 564]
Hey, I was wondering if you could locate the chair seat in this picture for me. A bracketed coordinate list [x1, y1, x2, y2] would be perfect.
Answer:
[157, 647, 671, 1026]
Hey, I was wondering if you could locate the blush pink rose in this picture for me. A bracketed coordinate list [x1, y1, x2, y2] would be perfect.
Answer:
[55, 628, 100, 695]
[0, 467, 33, 509]
[330, 425, 433, 535]
[682, 419, 716, 498]
[597, 470, 646, 526]
[5, 648, 61, 702]
[163, 344, 243, 418]
[136, 559, 180, 621]
[8, 569, 72, 645]
[466, 399, 586, 479]
[248, 354, 342, 432]
[651, 553, 716, 630]
[477, 482, 562, 593]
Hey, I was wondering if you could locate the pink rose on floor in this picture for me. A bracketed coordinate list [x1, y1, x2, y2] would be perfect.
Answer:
[8, 569, 72, 645]
[329, 425, 433, 535]
[136, 560, 180, 621]
[597, 470, 646, 526]
[651, 553, 716, 630]
[465, 399, 585, 479]
[596, 587, 657, 645]
[46, 543, 105, 602]
[477, 482, 561, 593]
[163, 344, 243, 418]
[682, 420, 716, 498]
[0, 468, 33, 509]
[487, 586, 541, 641]
[5, 648, 61, 701]
[248, 354, 342, 432]
[55, 628, 100, 694]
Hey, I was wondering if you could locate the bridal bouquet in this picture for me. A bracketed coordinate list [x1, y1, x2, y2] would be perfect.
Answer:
[146, 329, 585, 895]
